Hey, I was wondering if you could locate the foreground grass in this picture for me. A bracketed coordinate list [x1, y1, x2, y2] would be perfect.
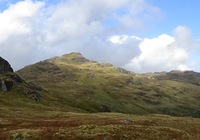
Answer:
[0, 112, 200, 140]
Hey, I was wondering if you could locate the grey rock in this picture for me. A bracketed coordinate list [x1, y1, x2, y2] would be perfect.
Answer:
[123, 118, 133, 124]
[1, 80, 7, 91]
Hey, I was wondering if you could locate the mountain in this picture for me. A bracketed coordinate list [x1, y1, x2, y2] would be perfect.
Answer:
[1, 54, 200, 139]
[16, 52, 200, 118]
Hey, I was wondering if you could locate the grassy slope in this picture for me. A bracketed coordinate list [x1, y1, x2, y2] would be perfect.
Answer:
[16, 52, 200, 117]
[1, 91, 200, 140]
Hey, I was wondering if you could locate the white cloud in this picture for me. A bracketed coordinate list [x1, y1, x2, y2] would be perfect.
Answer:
[173, 26, 198, 50]
[0, 0, 44, 42]
[0, 0, 161, 71]
[124, 26, 200, 73]
[84, 35, 141, 66]
[0, 0, 44, 69]
[109, 35, 141, 44]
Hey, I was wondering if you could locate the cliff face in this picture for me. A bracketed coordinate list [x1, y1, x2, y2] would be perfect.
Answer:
[0, 57, 13, 74]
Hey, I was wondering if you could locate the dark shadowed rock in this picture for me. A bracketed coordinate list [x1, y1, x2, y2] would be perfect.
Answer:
[4, 80, 13, 91]
[0, 57, 13, 74]
[97, 105, 111, 112]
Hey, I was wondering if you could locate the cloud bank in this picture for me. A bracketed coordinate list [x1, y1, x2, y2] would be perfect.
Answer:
[0, 0, 199, 73]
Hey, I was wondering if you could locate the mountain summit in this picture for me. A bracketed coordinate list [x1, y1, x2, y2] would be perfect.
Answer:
[48, 52, 95, 64]
[62, 52, 90, 63]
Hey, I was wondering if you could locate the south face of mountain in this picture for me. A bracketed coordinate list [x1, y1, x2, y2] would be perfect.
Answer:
[15, 52, 200, 118]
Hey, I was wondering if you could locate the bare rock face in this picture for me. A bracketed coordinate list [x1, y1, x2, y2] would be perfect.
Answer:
[0, 57, 13, 74]
[0, 57, 14, 91]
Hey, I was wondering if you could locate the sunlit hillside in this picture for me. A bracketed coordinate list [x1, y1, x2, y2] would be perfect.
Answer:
[17, 52, 200, 118]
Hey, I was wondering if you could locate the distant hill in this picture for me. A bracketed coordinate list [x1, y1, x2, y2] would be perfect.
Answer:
[149, 70, 200, 85]
[15, 52, 200, 118]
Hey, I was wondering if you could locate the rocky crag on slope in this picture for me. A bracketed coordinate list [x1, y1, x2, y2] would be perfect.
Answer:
[0, 57, 15, 91]
[0, 57, 13, 73]
[0, 57, 41, 101]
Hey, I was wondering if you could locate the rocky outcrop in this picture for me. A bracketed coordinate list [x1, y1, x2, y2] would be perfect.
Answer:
[0, 57, 41, 101]
[0, 72, 42, 101]
[0, 57, 14, 91]
[0, 57, 13, 74]
[0, 73, 22, 91]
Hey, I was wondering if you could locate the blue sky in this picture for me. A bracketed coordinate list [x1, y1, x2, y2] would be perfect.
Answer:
[147, 0, 200, 38]
[0, 0, 200, 73]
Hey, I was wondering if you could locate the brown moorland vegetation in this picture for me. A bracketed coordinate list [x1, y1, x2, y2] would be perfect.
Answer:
[0, 112, 200, 140]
